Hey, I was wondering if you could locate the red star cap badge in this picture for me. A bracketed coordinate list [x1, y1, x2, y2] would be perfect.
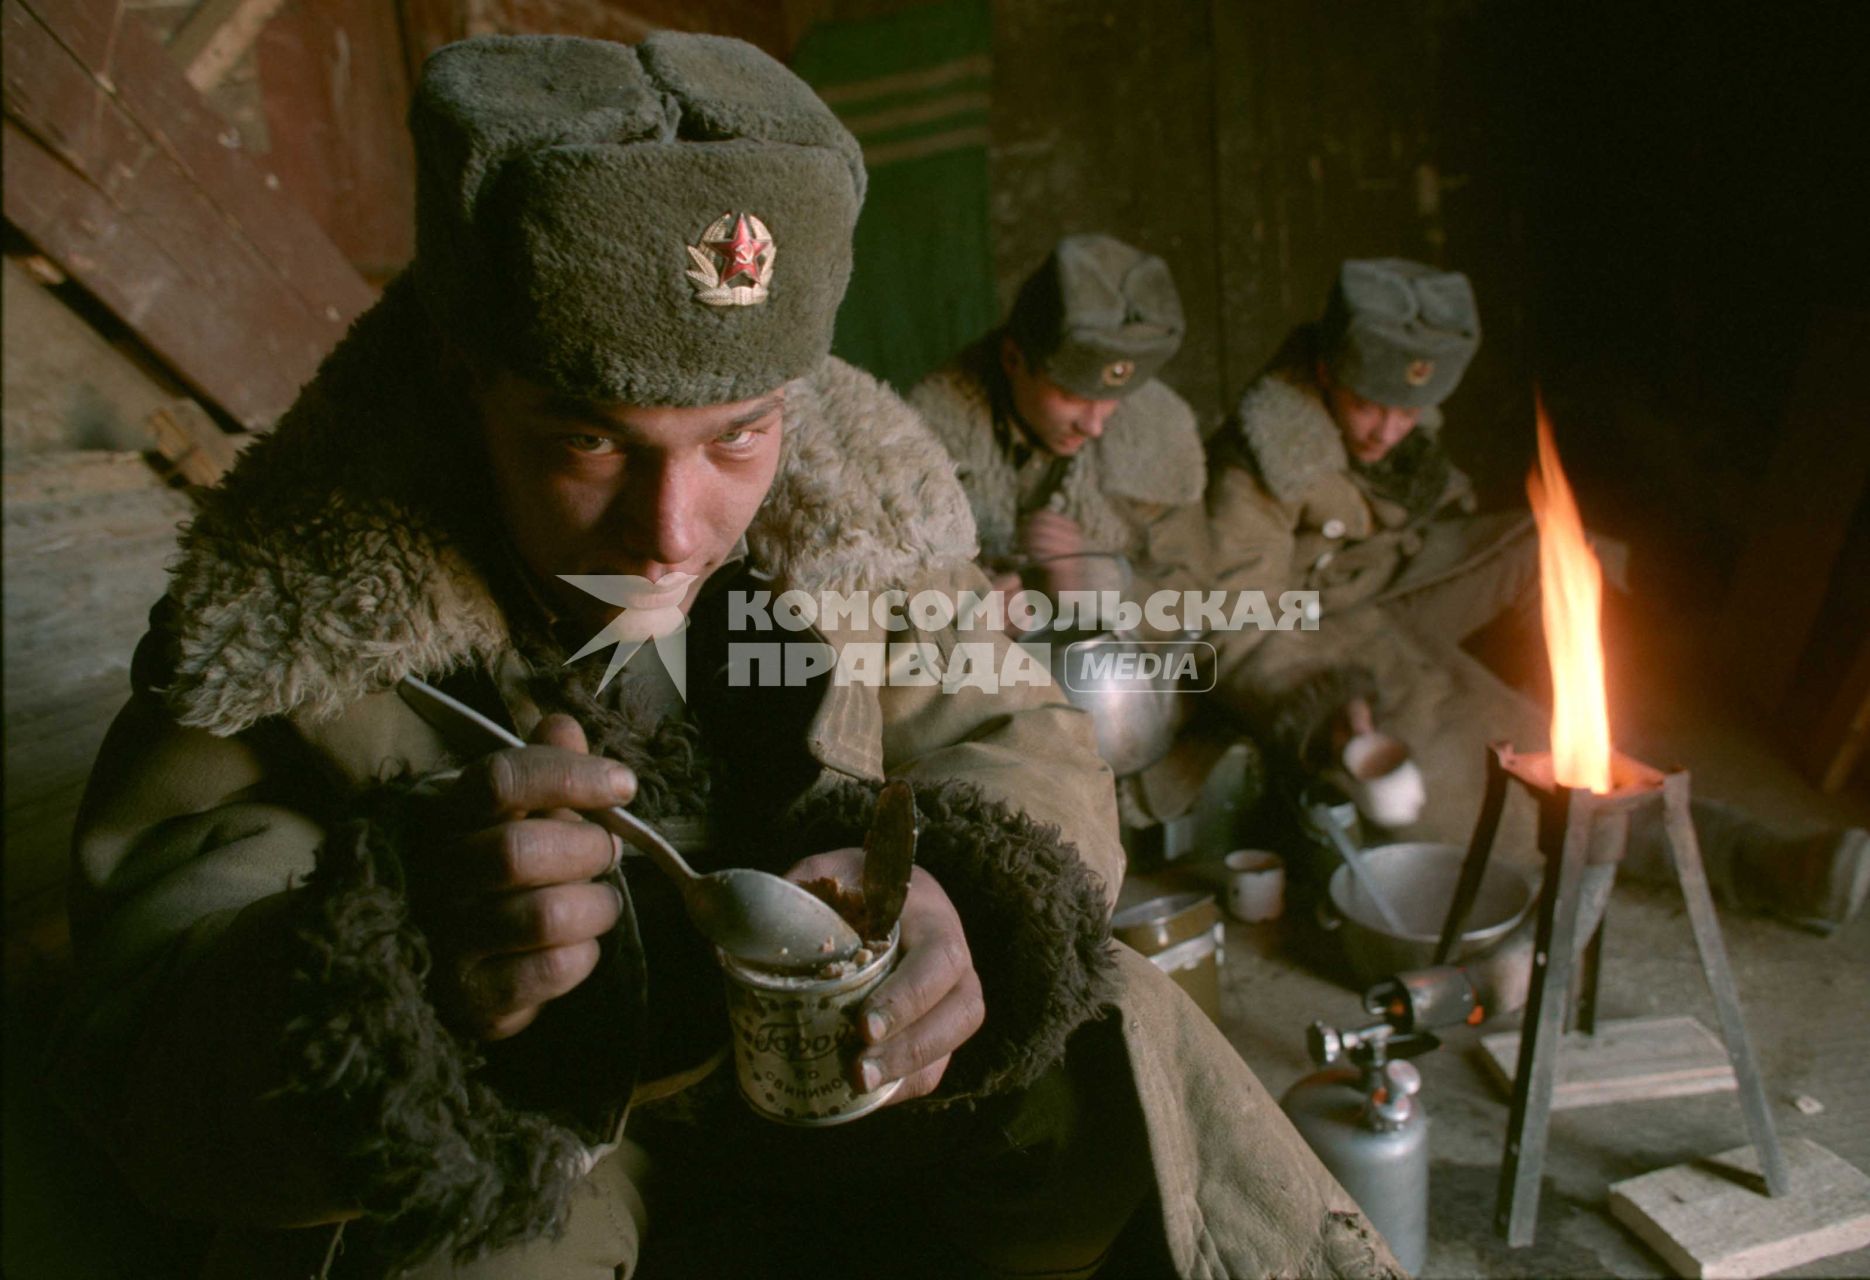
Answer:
[706, 214, 772, 288]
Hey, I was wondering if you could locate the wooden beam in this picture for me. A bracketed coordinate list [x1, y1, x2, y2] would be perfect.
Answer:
[147, 399, 245, 486]
[167, 0, 287, 93]
[257, 0, 417, 281]
[2, 0, 373, 430]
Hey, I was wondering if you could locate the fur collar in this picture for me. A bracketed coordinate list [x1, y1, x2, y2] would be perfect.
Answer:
[1233, 373, 1349, 504]
[1097, 379, 1207, 506]
[160, 277, 976, 736]
[1232, 362, 1442, 505]
[911, 343, 1204, 560]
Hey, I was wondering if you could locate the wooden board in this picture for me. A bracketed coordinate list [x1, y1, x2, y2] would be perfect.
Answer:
[2, 256, 174, 455]
[1610, 1138, 1870, 1279]
[1479, 1015, 1737, 1110]
[168, 0, 287, 93]
[148, 398, 246, 486]
[256, 0, 416, 282]
[2, 0, 372, 429]
[3, 449, 191, 913]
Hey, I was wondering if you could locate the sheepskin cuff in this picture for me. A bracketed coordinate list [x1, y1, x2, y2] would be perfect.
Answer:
[274, 773, 638, 1272]
[775, 778, 1119, 1101]
[1267, 664, 1380, 773]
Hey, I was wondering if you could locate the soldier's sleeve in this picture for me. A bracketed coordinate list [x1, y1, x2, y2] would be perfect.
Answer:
[52, 607, 328, 1153]
[1109, 495, 1217, 640]
[52, 602, 627, 1271]
[1204, 439, 1377, 770]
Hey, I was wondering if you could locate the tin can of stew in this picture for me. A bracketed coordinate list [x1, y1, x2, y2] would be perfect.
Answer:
[717, 928, 901, 1125]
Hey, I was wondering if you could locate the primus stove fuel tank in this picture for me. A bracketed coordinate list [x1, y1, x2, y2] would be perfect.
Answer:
[1281, 1018, 1437, 1274]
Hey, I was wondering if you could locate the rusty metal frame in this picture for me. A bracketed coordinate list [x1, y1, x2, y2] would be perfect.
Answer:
[1437, 744, 1789, 1247]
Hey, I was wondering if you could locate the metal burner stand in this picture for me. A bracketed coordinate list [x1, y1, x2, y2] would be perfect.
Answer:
[1435, 743, 1788, 1247]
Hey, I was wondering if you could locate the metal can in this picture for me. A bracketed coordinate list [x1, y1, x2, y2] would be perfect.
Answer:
[717, 930, 901, 1126]
[1111, 892, 1225, 1023]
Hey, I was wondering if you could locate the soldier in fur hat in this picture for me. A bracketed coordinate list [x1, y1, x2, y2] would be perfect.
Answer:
[50, 34, 1403, 1280]
[1206, 259, 1865, 937]
[912, 234, 1208, 630]
[911, 236, 1228, 829]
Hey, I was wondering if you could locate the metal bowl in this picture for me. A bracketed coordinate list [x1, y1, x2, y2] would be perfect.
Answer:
[1326, 841, 1537, 986]
[1045, 630, 1189, 777]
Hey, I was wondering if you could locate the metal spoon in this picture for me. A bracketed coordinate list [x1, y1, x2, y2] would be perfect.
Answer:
[1311, 798, 1413, 936]
[396, 676, 862, 968]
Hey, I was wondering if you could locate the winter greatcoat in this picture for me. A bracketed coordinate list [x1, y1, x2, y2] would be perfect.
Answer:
[52, 282, 1401, 1279]
[909, 335, 1212, 634]
[909, 337, 1235, 824]
[1206, 325, 1547, 851]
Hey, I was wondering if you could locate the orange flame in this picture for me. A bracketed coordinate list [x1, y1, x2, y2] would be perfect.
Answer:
[1528, 399, 1612, 794]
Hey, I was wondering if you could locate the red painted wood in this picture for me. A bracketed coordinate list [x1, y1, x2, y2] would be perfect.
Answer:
[257, 0, 416, 282]
[3, 0, 373, 428]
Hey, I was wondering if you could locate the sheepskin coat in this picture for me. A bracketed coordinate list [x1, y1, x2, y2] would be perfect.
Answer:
[1208, 324, 1475, 627]
[1204, 324, 1549, 856]
[54, 282, 1399, 1279]
[909, 335, 1211, 632]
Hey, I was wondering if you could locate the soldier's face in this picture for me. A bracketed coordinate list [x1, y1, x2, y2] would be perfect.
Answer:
[473, 368, 785, 623]
[1319, 365, 1422, 464]
[1002, 338, 1119, 457]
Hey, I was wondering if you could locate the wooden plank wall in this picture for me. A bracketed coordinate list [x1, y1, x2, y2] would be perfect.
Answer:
[256, 0, 417, 283]
[249, 0, 806, 286]
[1, 0, 375, 428]
[0, 0, 377, 943]
[988, 0, 1533, 495]
[1, 258, 203, 940]
[4, 453, 194, 931]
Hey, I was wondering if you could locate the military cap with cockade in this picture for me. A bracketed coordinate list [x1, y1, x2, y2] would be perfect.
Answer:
[1320, 258, 1480, 410]
[410, 32, 866, 406]
[1005, 234, 1185, 400]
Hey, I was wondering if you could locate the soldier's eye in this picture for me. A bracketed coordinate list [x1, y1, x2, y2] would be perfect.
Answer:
[564, 434, 618, 455]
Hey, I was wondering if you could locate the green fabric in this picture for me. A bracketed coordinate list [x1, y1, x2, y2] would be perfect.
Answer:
[410, 33, 865, 405]
[792, 0, 994, 393]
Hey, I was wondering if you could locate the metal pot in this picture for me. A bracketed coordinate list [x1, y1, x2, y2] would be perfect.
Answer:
[1046, 630, 1189, 777]
[1324, 841, 1537, 987]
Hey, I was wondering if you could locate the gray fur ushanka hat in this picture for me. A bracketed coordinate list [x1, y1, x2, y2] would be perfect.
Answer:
[1320, 258, 1480, 409]
[1006, 234, 1185, 400]
[411, 33, 866, 406]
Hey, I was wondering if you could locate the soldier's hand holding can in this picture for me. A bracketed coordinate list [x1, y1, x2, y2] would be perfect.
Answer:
[784, 848, 985, 1104]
